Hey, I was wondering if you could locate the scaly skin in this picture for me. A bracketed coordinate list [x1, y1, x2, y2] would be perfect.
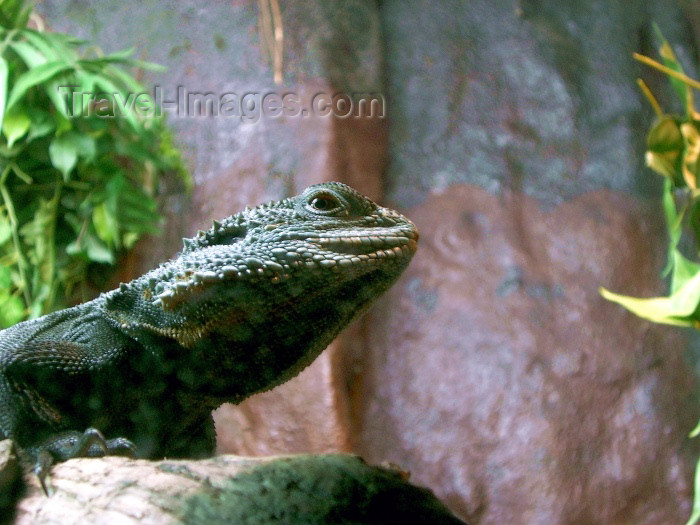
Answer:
[0, 182, 418, 483]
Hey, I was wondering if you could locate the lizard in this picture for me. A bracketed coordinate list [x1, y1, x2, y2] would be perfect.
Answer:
[0, 181, 418, 491]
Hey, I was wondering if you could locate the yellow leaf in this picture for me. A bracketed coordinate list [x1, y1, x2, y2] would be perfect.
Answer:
[682, 123, 700, 190]
[599, 270, 700, 326]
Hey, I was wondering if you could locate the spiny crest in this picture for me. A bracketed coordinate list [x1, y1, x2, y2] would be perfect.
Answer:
[181, 213, 247, 254]
[179, 194, 301, 255]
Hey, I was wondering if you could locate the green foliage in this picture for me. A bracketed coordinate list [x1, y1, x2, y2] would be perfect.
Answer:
[601, 32, 700, 326]
[599, 28, 700, 525]
[0, 0, 189, 327]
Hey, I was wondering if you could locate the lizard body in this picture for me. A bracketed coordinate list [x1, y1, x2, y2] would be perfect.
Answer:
[0, 182, 418, 481]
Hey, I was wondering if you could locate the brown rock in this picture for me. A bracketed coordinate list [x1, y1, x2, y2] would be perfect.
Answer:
[15, 454, 467, 524]
[351, 184, 698, 524]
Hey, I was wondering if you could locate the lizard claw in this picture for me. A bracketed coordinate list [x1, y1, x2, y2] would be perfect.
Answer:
[33, 449, 54, 496]
[104, 436, 137, 458]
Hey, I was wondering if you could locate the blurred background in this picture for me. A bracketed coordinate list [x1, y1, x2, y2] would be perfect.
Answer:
[27, 0, 700, 523]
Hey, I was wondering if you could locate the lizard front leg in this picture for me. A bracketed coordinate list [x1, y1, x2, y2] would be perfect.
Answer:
[0, 310, 143, 492]
[32, 428, 136, 495]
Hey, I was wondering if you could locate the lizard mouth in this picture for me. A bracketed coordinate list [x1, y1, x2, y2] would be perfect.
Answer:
[313, 230, 419, 258]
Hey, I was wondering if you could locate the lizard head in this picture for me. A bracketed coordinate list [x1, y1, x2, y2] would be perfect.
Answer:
[107, 182, 418, 394]
[241, 181, 418, 279]
[150, 182, 418, 310]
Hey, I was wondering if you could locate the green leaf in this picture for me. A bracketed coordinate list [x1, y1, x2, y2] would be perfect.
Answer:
[0, 56, 8, 137]
[65, 238, 84, 257]
[600, 268, 700, 327]
[691, 419, 700, 439]
[72, 132, 96, 161]
[0, 214, 11, 245]
[92, 202, 118, 247]
[115, 191, 160, 234]
[653, 23, 687, 107]
[66, 228, 115, 265]
[0, 1, 31, 30]
[0, 292, 25, 328]
[6, 61, 73, 110]
[662, 178, 683, 276]
[9, 39, 47, 68]
[20, 29, 76, 66]
[45, 79, 70, 118]
[123, 231, 140, 249]
[646, 118, 684, 181]
[19, 197, 58, 314]
[81, 47, 166, 73]
[26, 108, 56, 141]
[83, 231, 114, 264]
[0, 265, 11, 289]
[670, 249, 700, 294]
[12, 3, 31, 29]
[91, 74, 140, 130]
[646, 151, 677, 180]
[101, 64, 146, 94]
[92, 46, 136, 63]
[127, 59, 167, 73]
[49, 132, 79, 181]
[2, 107, 30, 147]
[648, 116, 683, 153]
[54, 112, 71, 134]
[687, 456, 700, 525]
[75, 70, 98, 98]
[682, 123, 700, 191]
[102, 175, 160, 235]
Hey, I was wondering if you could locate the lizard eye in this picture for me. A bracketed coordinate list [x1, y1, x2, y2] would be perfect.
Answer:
[305, 193, 345, 215]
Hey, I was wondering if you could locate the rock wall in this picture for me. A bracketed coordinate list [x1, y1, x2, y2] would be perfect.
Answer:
[39, 1, 700, 522]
